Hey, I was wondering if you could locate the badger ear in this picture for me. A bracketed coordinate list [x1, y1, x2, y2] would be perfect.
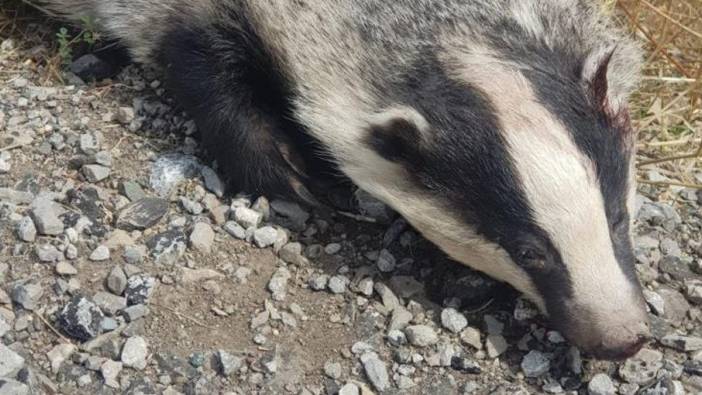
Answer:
[583, 47, 616, 111]
[365, 106, 430, 163]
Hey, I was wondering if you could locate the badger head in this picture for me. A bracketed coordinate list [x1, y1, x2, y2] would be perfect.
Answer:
[349, 44, 648, 360]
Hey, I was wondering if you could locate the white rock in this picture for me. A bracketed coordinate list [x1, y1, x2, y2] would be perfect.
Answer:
[253, 226, 278, 248]
[588, 373, 615, 395]
[101, 360, 123, 388]
[121, 336, 148, 370]
[232, 207, 262, 229]
[89, 245, 110, 261]
[16, 216, 36, 242]
[441, 308, 468, 333]
[521, 350, 550, 377]
[47, 343, 76, 373]
[360, 352, 390, 392]
[405, 325, 438, 347]
[0, 343, 25, 378]
[189, 222, 215, 253]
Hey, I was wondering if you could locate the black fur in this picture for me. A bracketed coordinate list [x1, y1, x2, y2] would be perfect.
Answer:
[155, 4, 331, 203]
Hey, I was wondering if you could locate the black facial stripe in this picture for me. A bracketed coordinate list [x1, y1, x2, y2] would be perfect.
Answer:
[367, 54, 574, 310]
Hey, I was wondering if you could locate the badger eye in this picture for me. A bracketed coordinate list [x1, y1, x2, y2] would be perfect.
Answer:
[516, 247, 546, 269]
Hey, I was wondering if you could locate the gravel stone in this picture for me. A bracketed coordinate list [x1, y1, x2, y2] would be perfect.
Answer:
[460, 327, 483, 350]
[201, 166, 224, 197]
[588, 373, 616, 395]
[441, 308, 468, 334]
[232, 207, 263, 229]
[121, 336, 148, 370]
[0, 343, 25, 378]
[35, 244, 64, 263]
[324, 361, 342, 379]
[116, 198, 169, 231]
[93, 291, 127, 316]
[101, 360, 123, 388]
[146, 229, 186, 265]
[360, 352, 390, 392]
[405, 325, 438, 347]
[643, 290, 666, 316]
[309, 274, 329, 291]
[486, 335, 508, 358]
[107, 266, 128, 295]
[125, 275, 156, 305]
[47, 343, 76, 373]
[355, 189, 393, 223]
[268, 267, 291, 301]
[521, 350, 550, 378]
[82, 164, 111, 182]
[57, 296, 104, 341]
[119, 181, 146, 202]
[279, 242, 306, 265]
[684, 279, 702, 304]
[223, 221, 246, 239]
[0, 379, 29, 394]
[338, 383, 360, 395]
[270, 200, 310, 231]
[216, 350, 242, 376]
[376, 249, 396, 272]
[328, 275, 350, 294]
[189, 222, 215, 253]
[619, 348, 663, 385]
[55, 262, 77, 275]
[16, 216, 36, 242]
[253, 226, 278, 248]
[11, 282, 43, 310]
[124, 304, 149, 322]
[661, 334, 702, 352]
[89, 245, 110, 261]
[150, 154, 202, 197]
[387, 330, 407, 346]
[388, 307, 413, 331]
[657, 288, 691, 324]
[30, 198, 64, 236]
[450, 357, 482, 374]
[374, 283, 400, 312]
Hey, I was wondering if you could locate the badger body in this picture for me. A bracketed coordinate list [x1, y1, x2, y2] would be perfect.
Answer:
[43, 0, 650, 360]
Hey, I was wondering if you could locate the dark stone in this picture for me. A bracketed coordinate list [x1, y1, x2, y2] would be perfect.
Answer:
[146, 229, 187, 265]
[684, 360, 702, 376]
[155, 353, 198, 380]
[124, 275, 156, 306]
[658, 256, 695, 282]
[57, 296, 104, 342]
[116, 198, 168, 231]
[451, 356, 482, 373]
[69, 54, 119, 81]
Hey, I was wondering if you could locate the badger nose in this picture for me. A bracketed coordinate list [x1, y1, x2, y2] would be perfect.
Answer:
[593, 323, 651, 361]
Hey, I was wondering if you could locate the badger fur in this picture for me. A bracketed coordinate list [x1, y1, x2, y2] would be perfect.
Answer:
[41, 0, 650, 360]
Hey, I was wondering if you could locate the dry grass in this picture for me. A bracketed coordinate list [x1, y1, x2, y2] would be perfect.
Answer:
[2, 0, 701, 187]
[614, 0, 702, 188]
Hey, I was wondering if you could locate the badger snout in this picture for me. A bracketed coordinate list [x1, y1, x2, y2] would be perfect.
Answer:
[556, 300, 651, 361]
[583, 320, 651, 360]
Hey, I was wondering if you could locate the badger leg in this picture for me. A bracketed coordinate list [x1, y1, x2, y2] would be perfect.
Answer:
[155, 18, 318, 204]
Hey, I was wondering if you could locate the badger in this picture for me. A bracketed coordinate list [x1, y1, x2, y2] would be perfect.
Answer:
[39, 0, 650, 360]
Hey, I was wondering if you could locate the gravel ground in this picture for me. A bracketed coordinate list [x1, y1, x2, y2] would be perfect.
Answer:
[1, 32, 702, 395]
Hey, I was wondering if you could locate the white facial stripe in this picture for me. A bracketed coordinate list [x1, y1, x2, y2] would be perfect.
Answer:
[449, 47, 641, 321]
[342, 156, 545, 310]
